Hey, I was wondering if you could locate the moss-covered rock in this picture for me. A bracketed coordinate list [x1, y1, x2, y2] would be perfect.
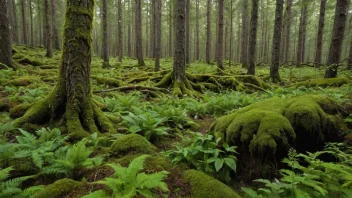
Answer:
[34, 178, 82, 198]
[7, 76, 42, 86]
[9, 103, 32, 118]
[17, 56, 43, 66]
[183, 170, 241, 198]
[210, 95, 347, 179]
[93, 76, 122, 87]
[293, 77, 350, 88]
[110, 134, 156, 156]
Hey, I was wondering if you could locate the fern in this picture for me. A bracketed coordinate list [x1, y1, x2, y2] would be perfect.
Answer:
[86, 155, 169, 198]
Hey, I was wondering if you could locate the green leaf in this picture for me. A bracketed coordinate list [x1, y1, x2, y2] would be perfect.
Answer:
[215, 158, 224, 172]
[224, 158, 237, 172]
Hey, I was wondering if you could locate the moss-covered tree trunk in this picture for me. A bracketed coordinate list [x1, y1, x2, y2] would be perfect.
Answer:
[102, 0, 109, 68]
[173, 0, 186, 82]
[117, 0, 123, 63]
[44, 0, 53, 58]
[154, 0, 161, 72]
[324, 0, 348, 78]
[348, 38, 352, 70]
[15, 0, 113, 139]
[0, 0, 14, 69]
[247, 0, 259, 75]
[206, 0, 212, 64]
[270, 0, 283, 82]
[314, 0, 326, 66]
[135, 0, 145, 66]
[216, 0, 224, 70]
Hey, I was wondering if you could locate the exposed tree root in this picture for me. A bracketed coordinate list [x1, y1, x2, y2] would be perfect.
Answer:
[14, 86, 114, 139]
[93, 85, 168, 97]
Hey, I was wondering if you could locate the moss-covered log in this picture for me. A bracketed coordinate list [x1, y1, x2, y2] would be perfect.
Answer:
[14, 0, 114, 139]
[210, 95, 347, 180]
[291, 77, 350, 88]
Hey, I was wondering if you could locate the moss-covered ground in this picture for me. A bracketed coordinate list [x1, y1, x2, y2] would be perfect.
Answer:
[0, 45, 352, 197]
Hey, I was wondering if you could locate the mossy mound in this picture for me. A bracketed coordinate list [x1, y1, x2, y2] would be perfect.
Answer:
[183, 170, 241, 198]
[34, 178, 82, 198]
[9, 103, 32, 118]
[110, 134, 156, 156]
[116, 153, 172, 172]
[210, 95, 346, 179]
[93, 76, 123, 87]
[292, 77, 350, 88]
[6, 76, 42, 86]
[16, 56, 43, 66]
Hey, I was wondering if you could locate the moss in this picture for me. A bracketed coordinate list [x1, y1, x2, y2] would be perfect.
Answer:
[0, 99, 11, 112]
[144, 155, 172, 172]
[93, 76, 122, 87]
[9, 103, 32, 118]
[184, 121, 200, 131]
[7, 76, 42, 86]
[293, 77, 350, 88]
[183, 170, 241, 198]
[34, 178, 82, 198]
[17, 56, 43, 66]
[110, 134, 156, 156]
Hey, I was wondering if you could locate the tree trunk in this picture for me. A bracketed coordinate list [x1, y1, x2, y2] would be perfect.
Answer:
[21, 0, 28, 45]
[102, 0, 109, 67]
[168, 0, 173, 57]
[37, 0, 42, 46]
[324, 0, 348, 78]
[216, 0, 224, 70]
[270, 0, 284, 82]
[117, 0, 123, 62]
[241, 0, 249, 68]
[206, 0, 212, 64]
[296, 1, 307, 66]
[29, 0, 33, 46]
[44, 0, 52, 58]
[195, 0, 200, 60]
[247, 0, 259, 75]
[127, 0, 132, 57]
[149, 0, 155, 58]
[283, 0, 292, 62]
[348, 39, 352, 70]
[154, 0, 162, 71]
[185, 0, 190, 64]
[0, 0, 14, 69]
[314, 0, 326, 65]
[15, 0, 114, 139]
[135, 0, 145, 66]
[52, 0, 60, 50]
[173, 0, 186, 81]
[229, 0, 233, 66]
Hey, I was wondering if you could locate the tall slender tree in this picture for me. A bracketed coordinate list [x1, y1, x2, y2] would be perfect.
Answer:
[314, 0, 326, 66]
[324, 0, 348, 78]
[15, 0, 114, 138]
[37, 0, 42, 46]
[168, 0, 173, 57]
[241, 0, 249, 68]
[206, 0, 212, 64]
[195, 0, 200, 60]
[229, 0, 234, 66]
[296, 1, 308, 66]
[154, 0, 162, 71]
[270, 0, 284, 82]
[117, 0, 123, 62]
[52, 0, 60, 49]
[44, 0, 52, 58]
[185, 0, 190, 64]
[21, 0, 28, 45]
[135, 0, 145, 66]
[149, 0, 155, 58]
[283, 0, 292, 62]
[247, 0, 259, 75]
[102, 0, 109, 68]
[29, 0, 34, 46]
[216, 0, 224, 70]
[0, 0, 14, 69]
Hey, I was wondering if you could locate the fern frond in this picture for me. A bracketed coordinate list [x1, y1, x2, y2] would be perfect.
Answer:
[0, 167, 14, 181]
[135, 171, 169, 192]
[81, 190, 110, 198]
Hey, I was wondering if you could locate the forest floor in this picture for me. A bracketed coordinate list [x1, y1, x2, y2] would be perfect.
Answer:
[0, 45, 352, 198]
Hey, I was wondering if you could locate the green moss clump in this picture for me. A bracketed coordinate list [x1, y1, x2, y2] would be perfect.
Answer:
[9, 103, 32, 118]
[34, 178, 82, 198]
[93, 76, 122, 87]
[293, 77, 350, 88]
[17, 56, 43, 66]
[183, 170, 241, 198]
[110, 134, 156, 156]
[211, 95, 346, 157]
[7, 76, 42, 86]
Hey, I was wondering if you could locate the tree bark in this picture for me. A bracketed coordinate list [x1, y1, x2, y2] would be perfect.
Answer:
[154, 0, 162, 71]
[185, 0, 190, 64]
[168, 0, 173, 57]
[0, 0, 14, 69]
[348, 39, 352, 70]
[247, 0, 259, 75]
[216, 0, 224, 70]
[241, 0, 249, 68]
[270, 0, 284, 82]
[102, 0, 109, 67]
[117, 0, 123, 62]
[206, 0, 212, 64]
[127, 0, 132, 57]
[283, 0, 292, 62]
[52, 0, 60, 50]
[44, 0, 52, 58]
[195, 0, 200, 60]
[324, 0, 348, 78]
[135, 0, 145, 66]
[15, 0, 114, 139]
[29, 0, 33, 46]
[229, 0, 234, 66]
[314, 0, 326, 65]
[173, 0, 186, 81]
[149, 0, 155, 58]
[21, 0, 28, 45]
[37, 0, 42, 46]
[296, 1, 307, 66]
